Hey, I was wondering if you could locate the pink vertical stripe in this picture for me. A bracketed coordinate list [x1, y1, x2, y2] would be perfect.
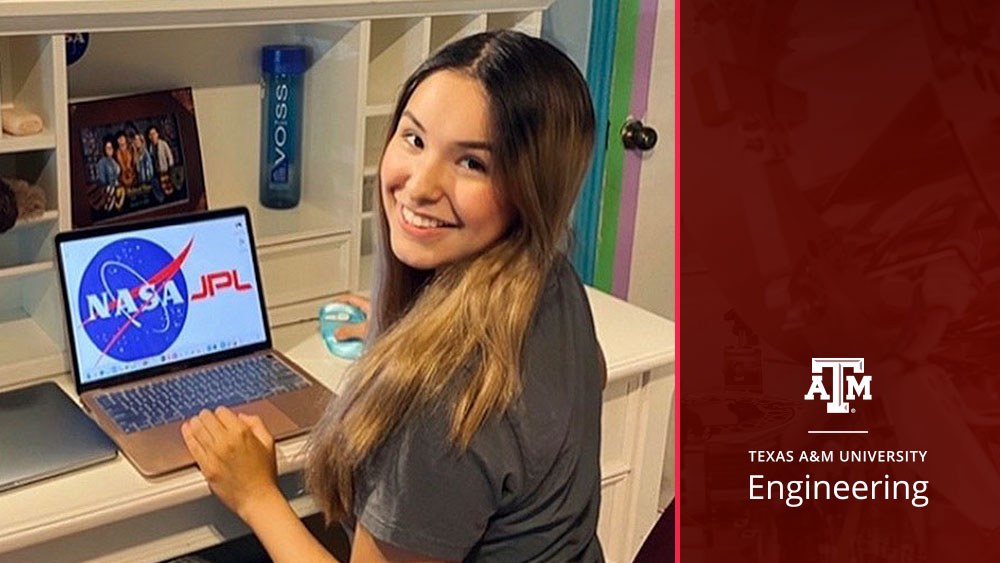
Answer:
[612, 0, 660, 298]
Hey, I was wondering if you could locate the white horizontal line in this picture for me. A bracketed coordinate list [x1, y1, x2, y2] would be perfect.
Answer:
[808, 430, 869, 434]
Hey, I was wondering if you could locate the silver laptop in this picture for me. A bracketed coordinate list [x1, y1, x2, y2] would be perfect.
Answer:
[54, 207, 332, 476]
[0, 381, 117, 492]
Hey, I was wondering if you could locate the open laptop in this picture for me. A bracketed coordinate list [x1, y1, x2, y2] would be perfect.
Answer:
[55, 207, 332, 477]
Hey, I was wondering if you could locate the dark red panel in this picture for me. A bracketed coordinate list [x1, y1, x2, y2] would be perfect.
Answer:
[679, 1, 1000, 560]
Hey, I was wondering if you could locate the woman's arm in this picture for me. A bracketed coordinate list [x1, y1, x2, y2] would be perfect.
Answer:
[240, 486, 340, 563]
[182, 407, 452, 563]
[182, 407, 339, 562]
[242, 496, 452, 563]
[352, 524, 455, 563]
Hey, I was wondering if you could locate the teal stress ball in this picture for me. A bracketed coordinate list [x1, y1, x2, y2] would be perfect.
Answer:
[319, 302, 367, 360]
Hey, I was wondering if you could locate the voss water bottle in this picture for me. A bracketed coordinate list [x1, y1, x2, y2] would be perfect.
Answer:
[260, 45, 308, 209]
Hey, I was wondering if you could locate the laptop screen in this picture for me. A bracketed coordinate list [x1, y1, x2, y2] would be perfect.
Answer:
[57, 211, 268, 387]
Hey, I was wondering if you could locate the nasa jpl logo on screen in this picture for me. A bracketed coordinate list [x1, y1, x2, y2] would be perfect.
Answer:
[78, 238, 192, 362]
[804, 358, 872, 413]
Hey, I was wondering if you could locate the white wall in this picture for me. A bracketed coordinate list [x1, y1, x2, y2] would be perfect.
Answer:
[627, 2, 674, 321]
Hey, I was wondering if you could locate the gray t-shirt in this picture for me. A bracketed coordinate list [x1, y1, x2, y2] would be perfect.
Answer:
[348, 255, 604, 561]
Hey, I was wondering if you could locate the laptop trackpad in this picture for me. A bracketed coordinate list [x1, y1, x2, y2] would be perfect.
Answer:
[231, 401, 298, 438]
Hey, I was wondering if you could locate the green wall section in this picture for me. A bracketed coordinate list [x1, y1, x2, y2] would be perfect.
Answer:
[593, 0, 639, 291]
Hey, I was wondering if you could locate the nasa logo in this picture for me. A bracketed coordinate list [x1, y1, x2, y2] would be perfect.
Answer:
[78, 238, 192, 363]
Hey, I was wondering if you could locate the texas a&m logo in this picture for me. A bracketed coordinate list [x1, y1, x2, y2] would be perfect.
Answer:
[804, 358, 872, 413]
[79, 237, 252, 364]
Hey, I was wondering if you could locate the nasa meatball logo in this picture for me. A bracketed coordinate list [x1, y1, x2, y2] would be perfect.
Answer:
[79, 238, 192, 362]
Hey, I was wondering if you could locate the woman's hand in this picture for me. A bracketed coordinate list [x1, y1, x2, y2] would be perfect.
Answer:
[332, 293, 371, 342]
[181, 407, 281, 521]
[184, 409, 342, 563]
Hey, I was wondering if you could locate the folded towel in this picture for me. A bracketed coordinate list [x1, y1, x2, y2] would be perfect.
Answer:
[2, 177, 46, 220]
[1, 107, 44, 136]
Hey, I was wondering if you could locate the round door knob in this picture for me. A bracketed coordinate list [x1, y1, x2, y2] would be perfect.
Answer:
[621, 119, 658, 151]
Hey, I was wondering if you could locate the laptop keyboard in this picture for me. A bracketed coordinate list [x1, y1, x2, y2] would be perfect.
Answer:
[95, 355, 309, 434]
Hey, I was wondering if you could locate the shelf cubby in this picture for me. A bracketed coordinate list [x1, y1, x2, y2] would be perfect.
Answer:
[362, 173, 376, 215]
[0, 148, 59, 211]
[429, 14, 487, 55]
[358, 252, 375, 294]
[0, 149, 60, 271]
[360, 214, 374, 256]
[0, 267, 66, 383]
[0, 35, 59, 145]
[486, 11, 543, 36]
[0, 221, 57, 272]
[358, 212, 375, 293]
[67, 22, 362, 246]
[364, 113, 391, 172]
[367, 17, 430, 108]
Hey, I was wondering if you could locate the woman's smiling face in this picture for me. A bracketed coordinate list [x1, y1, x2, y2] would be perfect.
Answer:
[380, 70, 514, 271]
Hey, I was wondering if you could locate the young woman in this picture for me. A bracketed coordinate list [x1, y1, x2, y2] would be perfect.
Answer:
[114, 130, 137, 188]
[147, 125, 176, 194]
[131, 129, 155, 187]
[96, 137, 123, 211]
[96, 137, 120, 190]
[181, 30, 604, 562]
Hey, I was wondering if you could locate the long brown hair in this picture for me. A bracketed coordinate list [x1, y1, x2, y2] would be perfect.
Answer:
[305, 30, 595, 522]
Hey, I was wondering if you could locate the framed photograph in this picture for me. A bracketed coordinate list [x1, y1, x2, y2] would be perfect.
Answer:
[69, 87, 207, 228]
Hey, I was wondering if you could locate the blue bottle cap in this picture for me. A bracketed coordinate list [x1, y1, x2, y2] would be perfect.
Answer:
[261, 45, 309, 74]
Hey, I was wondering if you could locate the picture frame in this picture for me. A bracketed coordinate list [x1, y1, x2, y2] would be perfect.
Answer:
[68, 87, 207, 228]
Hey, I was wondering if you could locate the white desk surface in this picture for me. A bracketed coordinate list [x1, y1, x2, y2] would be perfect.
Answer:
[0, 287, 674, 555]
